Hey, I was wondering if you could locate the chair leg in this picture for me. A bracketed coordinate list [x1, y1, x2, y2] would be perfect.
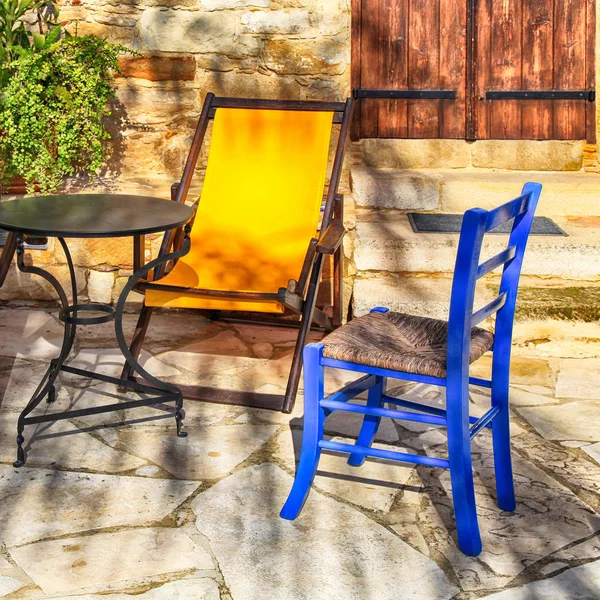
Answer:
[282, 330, 305, 415]
[280, 344, 325, 520]
[491, 369, 516, 512]
[282, 256, 324, 414]
[119, 304, 154, 384]
[348, 375, 384, 467]
[446, 382, 482, 556]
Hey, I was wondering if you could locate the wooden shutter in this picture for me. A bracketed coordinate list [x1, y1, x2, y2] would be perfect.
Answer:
[353, 0, 467, 139]
[352, 0, 595, 141]
[473, 0, 595, 140]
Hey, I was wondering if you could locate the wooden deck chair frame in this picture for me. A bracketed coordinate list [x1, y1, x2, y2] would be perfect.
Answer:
[120, 94, 354, 414]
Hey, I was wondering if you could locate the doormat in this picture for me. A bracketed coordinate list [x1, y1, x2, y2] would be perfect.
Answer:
[407, 213, 567, 236]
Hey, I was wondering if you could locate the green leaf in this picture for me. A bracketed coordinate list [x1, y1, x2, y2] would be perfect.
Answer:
[32, 31, 44, 49]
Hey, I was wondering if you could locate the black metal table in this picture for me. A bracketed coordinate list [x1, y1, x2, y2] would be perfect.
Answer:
[0, 194, 195, 467]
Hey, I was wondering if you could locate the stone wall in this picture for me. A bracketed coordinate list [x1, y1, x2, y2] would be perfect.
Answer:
[59, 0, 351, 180]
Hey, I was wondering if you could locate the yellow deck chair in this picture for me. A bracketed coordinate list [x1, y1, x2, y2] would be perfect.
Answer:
[122, 95, 353, 413]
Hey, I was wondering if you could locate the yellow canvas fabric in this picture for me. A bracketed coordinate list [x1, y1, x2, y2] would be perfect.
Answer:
[146, 108, 334, 312]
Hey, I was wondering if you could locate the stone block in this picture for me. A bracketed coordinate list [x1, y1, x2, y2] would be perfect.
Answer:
[0, 265, 87, 302]
[93, 12, 138, 27]
[438, 169, 600, 216]
[201, 0, 269, 8]
[354, 217, 600, 277]
[307, 0, 350, 37]
[351, 166, 440, 210]
[139, 8, 259, 57]
[241, 10, 309, 34]
[117, 56, 196, 82]
[87, 268, 116, 304]
[200, 69, 305, 101]
[115, 85, 197, 126]
[361, 139, 470, 169]
[66, 20, 135, 46]
[471, 140, 584, 171]
[262, 38, 348, 76]
[58, 237, 132, 268]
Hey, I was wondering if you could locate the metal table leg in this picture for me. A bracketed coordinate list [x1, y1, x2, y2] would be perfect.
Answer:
[13, 229, 191, 467]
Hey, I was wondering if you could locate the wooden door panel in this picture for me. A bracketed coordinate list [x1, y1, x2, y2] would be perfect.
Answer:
[440, 0, 467, 138]
[359, 0, 380, 137]
[353, 0, 594, 140]
[355, 0, 466, 139]
[474, 0, 592, 140]
[378, 0, 409, 137]
[553, 0, 587, 139]
[521, 0, 554, 139]
[407, 0, 441, 138]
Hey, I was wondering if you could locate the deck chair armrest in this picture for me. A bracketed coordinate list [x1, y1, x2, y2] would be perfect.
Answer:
[316, 218, 345, 255]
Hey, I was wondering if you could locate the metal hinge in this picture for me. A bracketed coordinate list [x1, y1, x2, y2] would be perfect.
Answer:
[486, 90, 595, 102]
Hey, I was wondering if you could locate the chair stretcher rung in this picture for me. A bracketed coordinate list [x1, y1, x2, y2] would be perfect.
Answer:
[320, 357, 445, 386]
[469, 406, 500, 439]
[320, 399, 447, 426]
[469, 376, 492, 388]
[471, 292, 507, 326]
[382, 395, 482, 425]
[319, 439, 450, 469]
[477, 246, 516, 278]
[327, 375, 377, 405]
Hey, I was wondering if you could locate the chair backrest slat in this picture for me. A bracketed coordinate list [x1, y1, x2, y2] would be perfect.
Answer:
[446, 182, 542, 379]
[476, 246, 517, 279]
[484, 193, 530, 232]
[471, 292, 507, 327]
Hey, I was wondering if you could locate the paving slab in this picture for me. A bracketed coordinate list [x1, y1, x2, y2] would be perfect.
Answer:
[0, 574, 25, 597]
[582, 442, 600, 465]
[192, 463, 458, 600]
[10, 527, 214, 595]
[0, 360, 71, 411]
[512, 432, 600, 511]
[480, 559, 600, 599]
[66, 349, 181, 380]
[517, 400, 600, 442]
[0, 413, 145, 473]
[0, 465, 199, 546]
[0, 310, 64, 361]
[420, 434, 600, 591]
[275, 429, 414, 512]
[556, 358, 600, 399]
[46, 577, 220, 600]
[553, 534, 600, 563]
[117, 423, 279, 479]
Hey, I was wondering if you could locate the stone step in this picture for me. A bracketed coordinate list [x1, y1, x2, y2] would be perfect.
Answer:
[351, 166, 600, 217]
[354, 211, 600, 278]
[352, 275, 600, 353]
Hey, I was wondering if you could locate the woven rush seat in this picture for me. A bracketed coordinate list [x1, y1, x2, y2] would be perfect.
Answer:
[321, 311, 494, 378]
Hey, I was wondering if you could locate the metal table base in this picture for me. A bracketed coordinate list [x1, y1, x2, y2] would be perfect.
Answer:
[13, 230, 191, 467]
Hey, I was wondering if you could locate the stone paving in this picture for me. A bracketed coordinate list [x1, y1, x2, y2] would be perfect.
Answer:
[0, 306, 599, 599]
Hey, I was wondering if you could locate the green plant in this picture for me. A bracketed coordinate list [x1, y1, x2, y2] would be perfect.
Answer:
[0, 1, 127, 193]
[0, 1, 45, 58]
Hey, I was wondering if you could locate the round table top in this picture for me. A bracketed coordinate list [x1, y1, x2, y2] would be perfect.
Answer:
[0, 194, 195, 238]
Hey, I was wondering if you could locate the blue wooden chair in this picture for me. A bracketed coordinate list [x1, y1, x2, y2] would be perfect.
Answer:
[280, 182, 542, 556]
